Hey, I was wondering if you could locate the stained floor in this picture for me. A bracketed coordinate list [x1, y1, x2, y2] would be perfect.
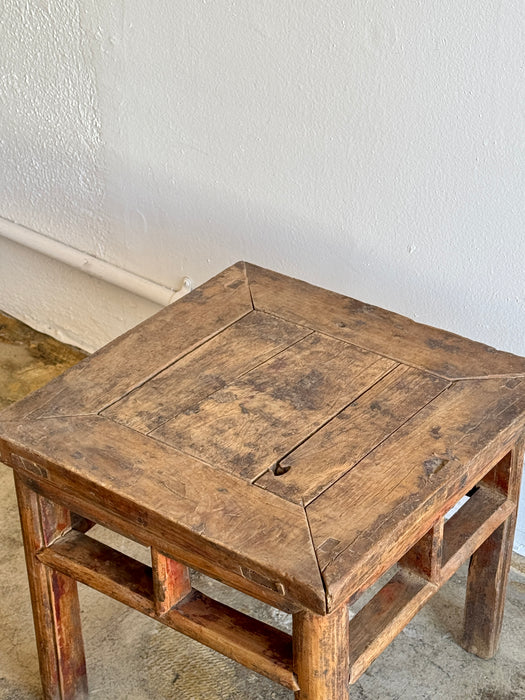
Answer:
[0, 311, 524, 699]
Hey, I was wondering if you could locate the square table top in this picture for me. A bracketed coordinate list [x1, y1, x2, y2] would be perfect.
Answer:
[1, 262, 525, 614]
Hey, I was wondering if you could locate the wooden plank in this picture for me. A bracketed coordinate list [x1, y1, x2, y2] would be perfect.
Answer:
[256, 365, 448, 505]
[152, 332, 396, 480]
[245, 263, 525, 380]
[293, 603, 350, 699]
[103, 311, 309, 433]
[13, 468, 302, 614]
[400, 517, 444, 583]
[0, 415, 326, 613]
[164, 591, 299, 692]
[462, 440, 525, 658]
[25, 262, 253, 419]
[14, 476, 88, 700]
[441, 486, 514, 582]
[349, 476, 515, 682]
[151, 548, 191, 614]
[306, 377, 525, 609]
[38, 530, 155, 614]
[39, 533, 298, 691]
[347, 569, 436, 684]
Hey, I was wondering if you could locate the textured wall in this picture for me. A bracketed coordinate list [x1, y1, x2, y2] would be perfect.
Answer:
[0, 2, 524, 548]
[0, 1, 160, 346]
[0, 0, 104, 249]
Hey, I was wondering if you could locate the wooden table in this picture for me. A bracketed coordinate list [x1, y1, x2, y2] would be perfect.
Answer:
[1, 262, 524, 699]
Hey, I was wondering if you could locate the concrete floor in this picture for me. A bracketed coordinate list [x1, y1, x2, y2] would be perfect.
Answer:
[0, 311, 524, 700]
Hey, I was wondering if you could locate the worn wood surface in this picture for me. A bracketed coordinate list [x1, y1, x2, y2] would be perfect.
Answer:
[40, 531, 298, 691]
[441, 487, 514, 582]
[151, 548, 191, 614]
[400, 517, 444, 583]
[347, 569, 436, 684]
[307, 377, 525, 608]
[38, 529, 155, 614]
[462, 520, 513, 659]
[256, 364, 448, 504]
[1, 262, 525, 696]
[153, 333, 395, 480]
[104, 311, 309, 433]
[1, 262, 524, 614]
[13, 468, 303, 615]
[0, 414, 325, 613]
[14, 475, 87, 700]
[24, 263, 252, 421]
[245, 262, 525, 380]
[163, 590, 299, 691]
[462, 440, 525, 658]
[293, 603, 350, 699]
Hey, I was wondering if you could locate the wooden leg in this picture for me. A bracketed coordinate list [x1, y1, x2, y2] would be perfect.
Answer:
[293, 603, 350, 700]
[14, 474, 88, 699]
[462, 441, 525, 659]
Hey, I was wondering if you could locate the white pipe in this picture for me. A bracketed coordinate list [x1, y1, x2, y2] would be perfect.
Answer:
[0, 217, 192, 306]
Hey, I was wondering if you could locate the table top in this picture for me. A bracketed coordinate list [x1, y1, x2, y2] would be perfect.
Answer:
[1, 262, 525, 614]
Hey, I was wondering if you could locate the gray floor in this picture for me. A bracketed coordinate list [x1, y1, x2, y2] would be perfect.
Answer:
[1, 312, 524, 699]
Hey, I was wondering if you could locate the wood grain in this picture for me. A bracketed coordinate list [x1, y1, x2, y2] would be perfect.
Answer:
[347, 569, 436, 684]
[462, 440, 525, 658]
[400, 517, 444, 583]
[151, 548, 191, 614]
[104, 311, 309, 433]
[39, 532, 298, 691]
[245, 262, 525, 380]
[13, 468, 302, 614]
[347, 483, 516, 681]
[0, 415, 325, 613]
[307, 377, 525, 608]
[1, 262, 525, 698]
[256, 365, 448, 504]
[293, 603, 350, 699]
[441, 486, 513, 582]
[38, 529, 155, 614]
[26, 262, 253, 419]
[153, 332, 396, 480]
[164, 591, 299, 691]
[14, 476, 87, 700]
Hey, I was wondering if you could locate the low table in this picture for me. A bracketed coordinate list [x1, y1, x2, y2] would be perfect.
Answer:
[1, 262, 524, 699]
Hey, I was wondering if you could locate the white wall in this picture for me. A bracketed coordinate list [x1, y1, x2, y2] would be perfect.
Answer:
[1, 1, 524, 551]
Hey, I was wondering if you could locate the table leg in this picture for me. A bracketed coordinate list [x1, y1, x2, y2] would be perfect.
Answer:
[14, 474, 88, 699]
[462, 440, 525, 659]
[293, 602, 350, 699]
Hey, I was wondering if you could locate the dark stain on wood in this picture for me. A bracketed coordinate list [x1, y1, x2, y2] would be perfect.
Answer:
[426, 337, 462, 354]
[423, 455, 451, 477]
